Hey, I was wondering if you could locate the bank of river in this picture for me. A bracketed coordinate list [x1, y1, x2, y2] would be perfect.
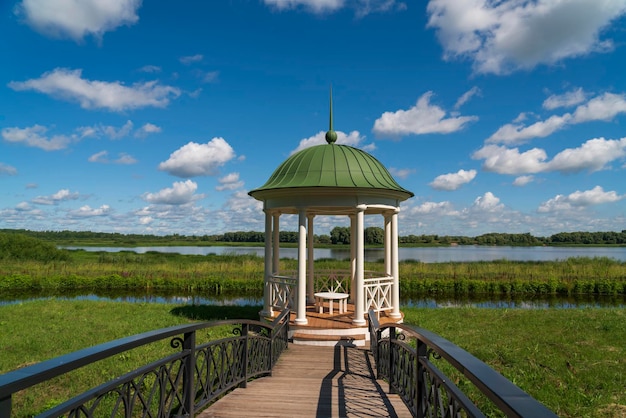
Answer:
[62, 245, 626, 263]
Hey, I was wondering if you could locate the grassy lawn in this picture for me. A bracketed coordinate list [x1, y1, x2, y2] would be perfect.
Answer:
[1, 300, 625, 417]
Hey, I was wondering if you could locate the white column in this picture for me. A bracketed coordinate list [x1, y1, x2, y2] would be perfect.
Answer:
[384, 213, 392, 276]
[307, 214, 315, 303]
[389, 208, 402, 319]
[272, 213, 280, 274]
[260, 209, 273, 317]
[295, 209, 308, 325]
[349, 214, 356, 303]
[353, 204, 367, 326]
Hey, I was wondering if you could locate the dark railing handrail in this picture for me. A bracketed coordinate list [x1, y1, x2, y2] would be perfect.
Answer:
[0, 309, 291, 417]
[367, 310, 557, 418]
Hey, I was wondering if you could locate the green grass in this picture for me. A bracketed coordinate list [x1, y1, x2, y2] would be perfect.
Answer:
[403, 307, 626, 418]
[0, 300, 261, 417]
[2, 301, 625, 417]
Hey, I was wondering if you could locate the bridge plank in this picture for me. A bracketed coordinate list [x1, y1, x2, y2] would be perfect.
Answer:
[198, 343, 411, 418]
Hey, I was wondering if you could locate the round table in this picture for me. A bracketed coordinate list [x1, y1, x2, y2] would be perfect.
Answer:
[314, 292, 349, 315]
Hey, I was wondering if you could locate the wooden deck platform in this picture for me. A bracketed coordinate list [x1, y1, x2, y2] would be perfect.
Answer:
[197, 343, 411, 418]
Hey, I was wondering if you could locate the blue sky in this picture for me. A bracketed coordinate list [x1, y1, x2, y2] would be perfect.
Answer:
[2, 0, 626, 237]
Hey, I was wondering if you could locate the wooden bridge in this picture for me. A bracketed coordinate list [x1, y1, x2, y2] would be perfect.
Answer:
[0, 308, 558, 417]
[200, 343, 411, 418]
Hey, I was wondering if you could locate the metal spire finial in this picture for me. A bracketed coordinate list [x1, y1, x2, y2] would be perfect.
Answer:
[325, 85, 337, 144]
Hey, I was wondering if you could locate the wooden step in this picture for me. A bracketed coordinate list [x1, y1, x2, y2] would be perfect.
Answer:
[292, 332, 366, 346]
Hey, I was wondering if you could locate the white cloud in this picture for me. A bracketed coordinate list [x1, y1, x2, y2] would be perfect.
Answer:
[135, 123, 161, 137]
[180, 54, 203, 65]
[388, 167, 414, 180]
[262, 0, 406, 16]
[115, 153, 137, 164]
[571, 92, 626, 123]
[427, 0, 626, 75]
[543, 88, 587, 110]
[103, 120, 134, 139]
[1, 125, 73, 151]
[373, 91, 477, 137]
[9, 68, 181, 111]
[159, 138, 236, 177]
[290, 130, 372, 154]
[488, 92, 626, 145]
[88, 150, 109, 163]
[454, 86, 481, 109]
[142, 180, 203, 205]
[430, 169, 476, 191]
[548, 137, 626, 173]
[475, 137, 626, 175]
[138, 65, 161, 73]
[88, 150, 137, 164]
[487, 114, 571, 145]
[405, 200, 458, 216]
[471, 192, 504, 212]
[512, 175, 534, 187]
[538, 186, 623, 213]
[15, 0, 141, 41]
[472, 145, 547, 175]
[0, 163, 18, 175]
[200, 71, 219, 83]
[263, 0, 344, 13]
[216, 172, 244, 191]
[69, 205, 111, 217]
[32, 189, 80, 205]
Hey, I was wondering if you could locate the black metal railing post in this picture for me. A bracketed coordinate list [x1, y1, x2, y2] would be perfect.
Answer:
[0, 395, 10, 417]
[388, 325, 397, 395]
[183, 330, 196, 417]
[416, 338, 427, 418]
[242, 323, 249, 389]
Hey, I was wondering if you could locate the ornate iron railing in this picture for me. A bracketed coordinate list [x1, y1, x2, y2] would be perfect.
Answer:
[367, 310, 557, 418]
[0, 308, 290, 418]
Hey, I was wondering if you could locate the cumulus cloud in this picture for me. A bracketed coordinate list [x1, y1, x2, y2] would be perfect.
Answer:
[543, 88, 587, 110]
[290, 130, 372, 154]
[427, 0, 626, 75]
[159, 138, 236, 177]
[0, 163, 18, 175]
[430, 169, 476, 191]
[102, 120, 134, 139]
[538, 186, 623, 213]
[15, 0, 141, 41]
[472, 145, 548, 175]
[32, 189, 80, 205]
[216, 172, 244, 191]
[142, 180, 203, 205]
[69, 205, 112, 217]
[2, 125, 74, 151]
[488, 92, 626, 145]
[373, 92, 477, 137]
[405, 200, 458, 216]
[9, 68, 181, 111]
[471, 192, 504, 212]
[138, 65, 161, 73]
[474, 137, 626, 175]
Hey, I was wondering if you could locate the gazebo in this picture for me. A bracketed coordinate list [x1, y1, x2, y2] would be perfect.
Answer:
[249, 93, 413, 326]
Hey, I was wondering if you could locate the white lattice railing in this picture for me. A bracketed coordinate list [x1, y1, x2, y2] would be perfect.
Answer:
[364, 275, 394, 314]
[268, 274, 297, 312]
[269, 270, 394, 314]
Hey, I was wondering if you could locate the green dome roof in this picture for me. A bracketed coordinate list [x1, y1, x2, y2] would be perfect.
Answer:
[249, 143, 413, 199]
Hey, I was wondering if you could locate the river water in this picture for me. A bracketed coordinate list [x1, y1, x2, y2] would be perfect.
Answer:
[7, 245, 621, 308]
[61, 245, 626, 263]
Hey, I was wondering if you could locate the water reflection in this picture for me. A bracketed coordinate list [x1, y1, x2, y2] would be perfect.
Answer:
[2, 290, 624, 309]
[61, 245, 626, 263]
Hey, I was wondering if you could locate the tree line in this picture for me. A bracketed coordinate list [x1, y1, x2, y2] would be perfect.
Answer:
[3, 228, 626, 246]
